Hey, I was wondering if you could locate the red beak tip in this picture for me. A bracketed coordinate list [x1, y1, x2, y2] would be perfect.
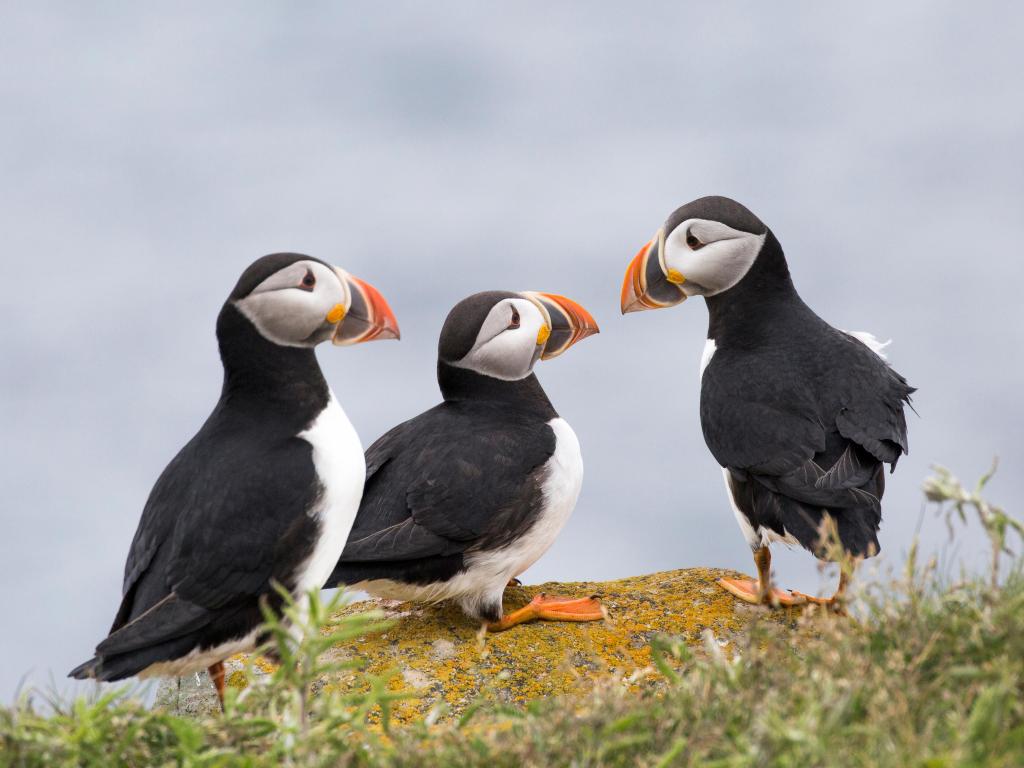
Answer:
[378, 310, 401, 341]
[336, 270, 402, 345]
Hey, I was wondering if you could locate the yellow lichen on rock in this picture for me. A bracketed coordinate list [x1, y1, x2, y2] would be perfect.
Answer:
[319, 567, 799, 722]
[154, 568, 801, 720]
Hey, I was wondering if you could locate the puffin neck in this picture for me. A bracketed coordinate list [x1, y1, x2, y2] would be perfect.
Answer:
[437, 361, 558, 419]
[215, 303, 329, 417]
[704, 231, 807, 346]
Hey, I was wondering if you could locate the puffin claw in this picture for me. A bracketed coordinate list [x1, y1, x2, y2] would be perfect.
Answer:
[791, 590, 848, 615]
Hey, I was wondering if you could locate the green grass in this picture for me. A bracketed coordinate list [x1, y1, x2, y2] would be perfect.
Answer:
[392, 567, 1024, 767]
[3, 466, 1023, 767]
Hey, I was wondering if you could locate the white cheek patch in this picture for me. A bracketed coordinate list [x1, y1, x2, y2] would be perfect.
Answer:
[453, 299, 545, 381]
[235, 261, 345, 347]
[663, 219, 765, 297]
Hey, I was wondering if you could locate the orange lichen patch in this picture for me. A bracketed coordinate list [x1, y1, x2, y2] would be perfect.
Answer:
[154, 568, 804, 720]
[251, 656, 276, 674]
[313, 567, 801, 723]
[226, 669, 248, 690]
[219, 653, 278, 691]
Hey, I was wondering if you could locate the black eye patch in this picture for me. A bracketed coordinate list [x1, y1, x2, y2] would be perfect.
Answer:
[686, 231, 705, 250]
[508, 306, 521, 329]
[299, 268, 316, 291]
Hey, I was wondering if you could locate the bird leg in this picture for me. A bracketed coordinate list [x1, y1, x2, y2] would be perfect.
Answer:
[792, 564, 854, 613]
[486, 593, 606, 632]
[718, 546, 806, 607]
[208, 662, 226, 711]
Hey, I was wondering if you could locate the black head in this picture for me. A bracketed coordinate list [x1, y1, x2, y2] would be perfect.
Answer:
[225, 253, 400, 349]
[621, 196, 783, 313]
[438, 290, 519, 365]
[229, 253, 331, 301]
[438, 290, 599, 381]
[662, 196, 766, 241]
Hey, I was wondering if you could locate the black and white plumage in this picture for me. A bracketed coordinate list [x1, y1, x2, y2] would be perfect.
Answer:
[622, 196, 915, 605]
[70, 254, 399, 694]
[329, 290, 601, 628]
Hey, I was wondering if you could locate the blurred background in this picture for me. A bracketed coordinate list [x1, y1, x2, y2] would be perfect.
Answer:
[2, 2, 1022, 702]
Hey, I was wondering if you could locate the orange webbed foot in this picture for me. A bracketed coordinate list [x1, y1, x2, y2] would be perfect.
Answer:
[486, 593, 607, 632]
[718, 578, 806, 607]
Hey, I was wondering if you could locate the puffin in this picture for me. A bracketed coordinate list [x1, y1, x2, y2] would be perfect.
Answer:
[69, 253, 399, 706]
[620, 196, 915, 608]
[329, 290, 604, 631]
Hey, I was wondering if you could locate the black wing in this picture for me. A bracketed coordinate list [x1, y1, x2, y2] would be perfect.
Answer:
[334, 402, 555, 570]
[701, 331, 914, 557]
[72, 415, 321, 680]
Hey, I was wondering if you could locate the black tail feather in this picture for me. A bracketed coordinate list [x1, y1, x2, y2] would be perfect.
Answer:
[67, 657, 101, 680]
[777, 494, 881, 559]
[68, 632, 205, 682]
[730, 469, 882, 560]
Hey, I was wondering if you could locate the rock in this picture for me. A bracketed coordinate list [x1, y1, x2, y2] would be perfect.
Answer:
[153, 654, 276, 718]
[153, 672, 223, 717]
[155, 567, 800, 720]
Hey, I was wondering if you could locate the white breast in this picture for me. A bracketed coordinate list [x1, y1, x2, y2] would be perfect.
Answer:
[293, 391, 365, 595]
[508, 417, 583, 575]
[466, 417, 583, 581]
[699, 338, 717, 380]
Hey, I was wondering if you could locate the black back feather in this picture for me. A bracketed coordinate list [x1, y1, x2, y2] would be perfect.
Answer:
[70, 289, 330, 681]
[330, 360, 559, 588]
[701, 232, 914, 559]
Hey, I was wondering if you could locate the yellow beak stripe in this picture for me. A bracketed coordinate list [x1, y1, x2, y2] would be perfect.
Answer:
[536, 324, 551, 346]
[326, 304, 346, 324]
[666, 269, 686, 285]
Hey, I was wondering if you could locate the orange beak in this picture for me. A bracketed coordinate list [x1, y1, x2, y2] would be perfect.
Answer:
[331, 269, 401, 345]
[521, 291, 600, 360]
[620, 228, 687, 314]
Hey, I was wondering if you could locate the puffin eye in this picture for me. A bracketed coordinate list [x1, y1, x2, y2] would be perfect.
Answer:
[300, 269, 316, 291]
[508, 306, 521, 330]
[686, 231, 705, 250]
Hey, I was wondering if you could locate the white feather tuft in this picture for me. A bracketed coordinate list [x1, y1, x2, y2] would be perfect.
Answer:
[844, 330, 891, 360]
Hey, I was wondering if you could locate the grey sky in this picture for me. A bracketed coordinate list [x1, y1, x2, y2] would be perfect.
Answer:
[2, 2, 1022, 703]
